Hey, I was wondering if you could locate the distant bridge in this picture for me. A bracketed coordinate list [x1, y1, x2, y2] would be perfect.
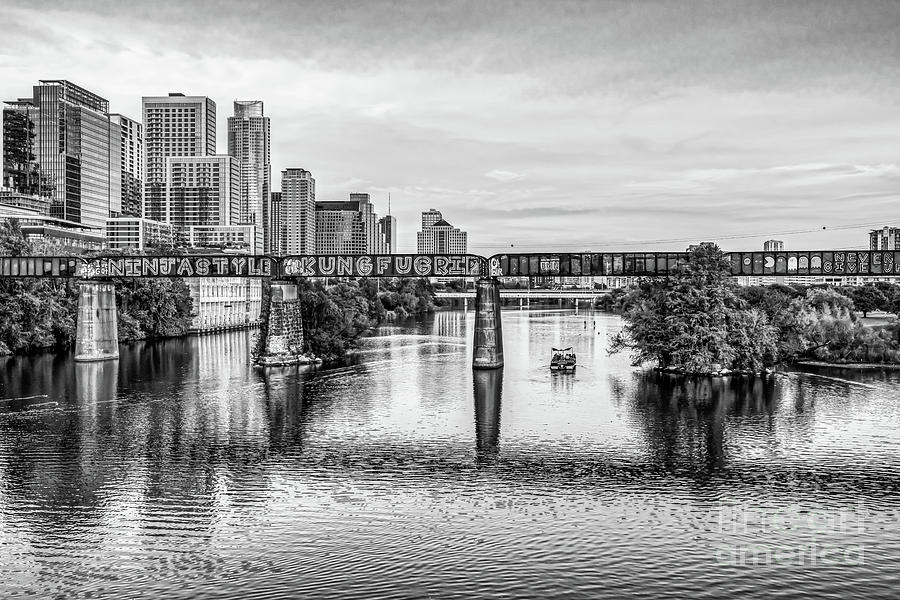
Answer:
[436, 289, 610, 300]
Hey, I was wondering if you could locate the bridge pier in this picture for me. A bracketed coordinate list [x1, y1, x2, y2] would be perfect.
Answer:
[257, 280, 311, 366]
[473, 277, 504, 369]
[74, 280, 119, 362]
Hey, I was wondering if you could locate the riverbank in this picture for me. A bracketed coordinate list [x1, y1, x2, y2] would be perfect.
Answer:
[795, 360, 900, 370]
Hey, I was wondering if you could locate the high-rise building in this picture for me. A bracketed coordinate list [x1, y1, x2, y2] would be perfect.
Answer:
[279, 168, 315, 254]
[142, 93, 216, 221]
[417, 210, 467, 253]
[109, 114, 143, 217]
[2, 99, 47, 197]
[270, 191, 282, 254]
[870, 227, 900, 251]
[350, 192, 377, 252]
[763, 239, 784, 252]
[164, 155, 241, 230]
[421, 208, 443, 229]
[315, 193, 379, 255]
[377, 215, 397, 253]
[228, 100, 270, 253]
[29, 80, 121, 228]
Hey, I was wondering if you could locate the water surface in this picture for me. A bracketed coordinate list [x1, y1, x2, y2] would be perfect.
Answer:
[1, 310, 899, 598]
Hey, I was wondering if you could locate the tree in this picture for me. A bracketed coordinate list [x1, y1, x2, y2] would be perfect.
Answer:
[845, 285, 887, 318]
[0, 219, 77, 352]
[610, 243, 779, 373]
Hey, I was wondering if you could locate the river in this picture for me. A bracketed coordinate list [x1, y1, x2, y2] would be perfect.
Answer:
[1, 309, 899, 599]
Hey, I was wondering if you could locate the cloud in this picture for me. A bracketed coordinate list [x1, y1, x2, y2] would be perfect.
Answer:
[2, 0, 899, 253]
[484, 169, 524, 182]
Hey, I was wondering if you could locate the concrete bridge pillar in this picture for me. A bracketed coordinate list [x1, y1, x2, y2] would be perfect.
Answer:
[74, 280, 119, 362]
[257, 281, 307, 366]
[473, 277, 503, 369]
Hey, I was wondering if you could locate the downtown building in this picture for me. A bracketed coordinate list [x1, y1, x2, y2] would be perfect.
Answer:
[142, 93, 216, 222]
[314, 193, 396, 255]
[3, 80, 121, 230]
[377, 214, 397, 253]
[109, 113, 143, 217]
[315, 193, 375, 254]
[270, 191, 282, 254]
[870, 227, 900, 251]
[142, 92, 260, 331]
[164, 155, 241, 230]
[416, 209, 467, 254]
[278, 168, 316, 255]
[227, 101, 270, 254]
[106, 217, 174, 251]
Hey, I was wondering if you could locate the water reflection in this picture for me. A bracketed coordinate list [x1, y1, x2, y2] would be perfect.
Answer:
[619, 372, 776, 474]
[75, 360, 118, 405]
[473, 369, 502, 464]
[262, 367, 307, 452]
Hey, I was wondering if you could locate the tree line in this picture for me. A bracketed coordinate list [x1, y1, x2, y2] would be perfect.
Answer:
[1, 219, 438, 359]
[606, 244, 900, 374]
[0, 220, 194, 355]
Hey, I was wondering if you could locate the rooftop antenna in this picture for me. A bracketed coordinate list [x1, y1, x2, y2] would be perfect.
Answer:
[388, 192, 391, 216]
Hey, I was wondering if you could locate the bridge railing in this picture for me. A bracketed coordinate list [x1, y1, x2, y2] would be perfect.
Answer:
[487, 251, 895, 278]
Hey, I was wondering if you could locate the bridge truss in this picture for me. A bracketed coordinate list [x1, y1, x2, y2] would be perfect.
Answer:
[0, 250, 893, 279]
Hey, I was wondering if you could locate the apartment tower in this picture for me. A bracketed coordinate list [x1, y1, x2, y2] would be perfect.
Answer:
[142, 93, 216, 221]
[227, 100, 270, 253]
[279, 168, 316, 254]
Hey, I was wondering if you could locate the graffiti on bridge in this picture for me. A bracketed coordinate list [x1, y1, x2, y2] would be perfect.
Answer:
[0, 254, 482, 278]
[2, 251, 898, 279]
[78, 256, 274, 278]
[281, 254, 484, 278]
[491, 251, 900, 277]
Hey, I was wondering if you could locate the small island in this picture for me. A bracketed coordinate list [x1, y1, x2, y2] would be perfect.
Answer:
[608, 243, 900, 375]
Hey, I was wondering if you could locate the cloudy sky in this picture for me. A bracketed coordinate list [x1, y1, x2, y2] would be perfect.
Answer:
[2, 0, 898, 254]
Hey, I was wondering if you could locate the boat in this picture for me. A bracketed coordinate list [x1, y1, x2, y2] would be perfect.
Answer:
[550, 347, 576, 371]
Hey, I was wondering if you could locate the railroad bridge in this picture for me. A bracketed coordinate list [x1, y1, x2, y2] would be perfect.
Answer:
[1, 249, 891, 369]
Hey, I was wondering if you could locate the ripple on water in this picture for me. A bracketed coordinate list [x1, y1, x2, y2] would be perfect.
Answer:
[1, 313, 900, 599]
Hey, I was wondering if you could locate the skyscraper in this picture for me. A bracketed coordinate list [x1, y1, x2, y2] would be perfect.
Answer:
[109, 114, 143, 217]
[870, 227, 900, 251]
[377, 215, 397, 253]
[763, 240, 784, 252]
[421, 208, 443, 229]
[315, 193, 379, 255]
[31, 80, 121, 228]
[228, 100, 270, 253]
[349, 192, 377, 252]
[279, 168, 316, 254]
[165, 155, 241, 229]
[2, 99, 46, 197]
[142, 93, 216, 221]
[417, 210, 467, 254]
[270, 191, 282, 254]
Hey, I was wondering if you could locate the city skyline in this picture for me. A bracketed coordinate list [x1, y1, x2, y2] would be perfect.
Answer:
[1, 0, 900, 254]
